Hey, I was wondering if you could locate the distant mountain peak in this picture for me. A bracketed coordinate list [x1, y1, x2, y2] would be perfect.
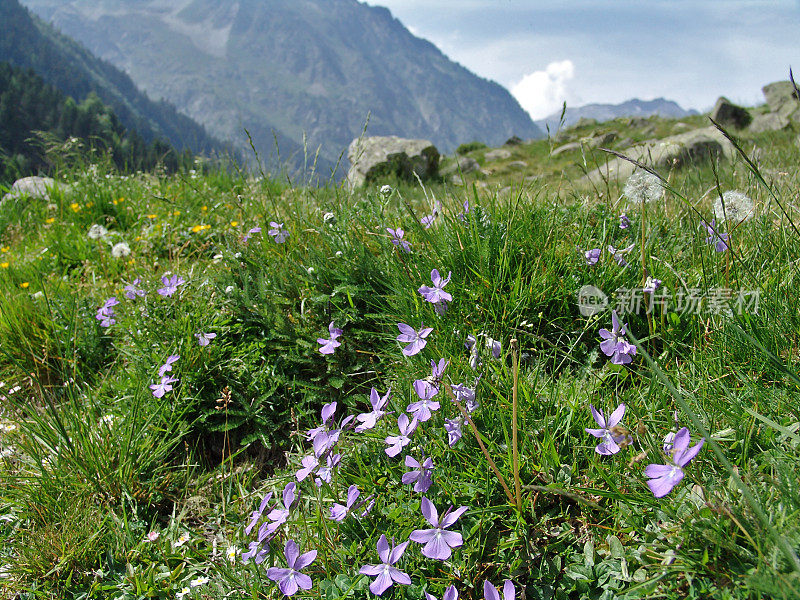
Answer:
[536, 98, 697, 133]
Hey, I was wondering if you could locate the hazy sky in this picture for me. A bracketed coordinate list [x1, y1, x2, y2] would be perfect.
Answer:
[366, 0, 800, 119]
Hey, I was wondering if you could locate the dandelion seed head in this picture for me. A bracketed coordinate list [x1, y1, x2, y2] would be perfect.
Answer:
[714, 191, 754, 225]
[623, 170, 663, 205]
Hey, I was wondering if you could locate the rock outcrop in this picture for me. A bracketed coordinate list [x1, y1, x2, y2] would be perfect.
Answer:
[581, 127, 735, 186]
[347, 137, 439, 189]
[710, 97, 751, 129]
[1, 176, 67, 206]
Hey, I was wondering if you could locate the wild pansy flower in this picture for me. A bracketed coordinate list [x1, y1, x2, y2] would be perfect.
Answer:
[307, 402, 338, 443]
[645, 427, 704, 498]
[385, 414, 418, 457]
[386, 227, 411, 253]
[643, 277, 662, 294]
[585, 248, 601, 266]
[330, 484, 360, 522]
[486, 337, 501, 359]
[402, 455, 434, 492]
[157, 274, 185, 297]
[245, 492, 274, 535]
[484, 580, 516, 600]
[419, 269, 453, 304]
[619, 213, 630, 229]
[124, 278, 145, 300]
[359, 535, 411, 595]
[150, 375, 178, 399]
[451, 383, 478, 413]
[608, 243, 635, 267]
[427, 585, 458, 600]
[268, 222, 289, 243]
[314, 453, 341, 487]
[431, 358, 449, 383]
[266, 539, 317, 596]
[408, 380, 440, 422]
[243, 226, 261, 242]
[585, 403, 630, 455]
[242, 539, 269, 564]
[445, 417, 463, 447]
[397, 323, 432, 356]
[465, 334, 480, 369]
[295, 455, 319, 482]
[420, 200, 441, 229]
[714, 191, 754, 225]
[96, 297, 119, 327]
[259, 482, 297, 540]
[408, 497, 468, 560]
[702, 219, 729, 252]
[355, 388, 390, 432]
[195, 332, 216, 346]
[599, 311, 636, 365]
[317, 322, 343, 355]
[158, 354, 180, 377]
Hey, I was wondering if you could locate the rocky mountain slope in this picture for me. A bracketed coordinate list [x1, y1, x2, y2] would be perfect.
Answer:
[535, 98, 697, 134]
[1, 0, 229, 157]
[21, 0, 543, 177]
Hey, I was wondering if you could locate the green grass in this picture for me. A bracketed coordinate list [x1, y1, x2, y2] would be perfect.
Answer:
[0, 119, 799, 599]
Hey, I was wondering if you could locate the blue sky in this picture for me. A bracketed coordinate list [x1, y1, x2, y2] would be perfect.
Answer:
[366, 0, 800, 119]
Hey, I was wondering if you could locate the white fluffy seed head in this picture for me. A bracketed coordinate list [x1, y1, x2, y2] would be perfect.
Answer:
[111, 242, 131, 258]
[623, 170, 664, 205]
[87, 224, 108, 239]
[714, 191, 754, 224]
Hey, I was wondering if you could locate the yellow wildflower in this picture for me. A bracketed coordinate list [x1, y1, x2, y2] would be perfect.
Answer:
[1, 246, 9, 253]
[147, 214, 157, 219]
[0, 262, 9, 269]
[20, 282, 29, 289]
[45, 217, 55, 224]
[201, 206, 208, 212]
[86, 202, 94, 209]
[191, 224, 211, 233]
[70, 203, 81, 212]
[230, 221, 239, 227]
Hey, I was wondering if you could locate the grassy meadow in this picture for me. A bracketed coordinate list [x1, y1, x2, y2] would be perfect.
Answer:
[0, 117, 799, 599]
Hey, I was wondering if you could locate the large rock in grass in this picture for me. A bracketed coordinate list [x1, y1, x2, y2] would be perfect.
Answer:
[762, 81, 800, 117]
[749, 112, 791, 133]
[1, 176, 67, 206]
[710, 96, 751, 129]
[581, 126, 735, 186]
[441, 156, 479, 176]
[347, 136, 439, 189]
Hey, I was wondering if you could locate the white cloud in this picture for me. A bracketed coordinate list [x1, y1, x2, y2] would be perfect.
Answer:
[511, 60, 576, 120]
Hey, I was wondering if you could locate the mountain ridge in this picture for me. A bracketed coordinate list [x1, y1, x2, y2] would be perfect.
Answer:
[21, 0, 543, 176]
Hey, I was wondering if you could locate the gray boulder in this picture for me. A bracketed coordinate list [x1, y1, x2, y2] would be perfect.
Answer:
[441, 156, 479, 176]
[551, 142, 582, 157]
[710, 96, 751, 129]
[749, 112, 790, 133]
[347, 136, 439, 189]
[582, 126, 735, 186]
[762, 81, 800, 114]
[484, 148, 512, 162]
[2, 176, 66, 205]
[507, 160, 528, 169]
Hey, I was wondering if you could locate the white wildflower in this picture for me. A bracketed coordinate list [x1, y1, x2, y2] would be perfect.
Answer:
[190, 576, 209, 587]
[87, 224, 108, 240]
[714, 191, 754, 225]
[380, 184, 393, 197]
[111, 242, 131, 258]
[623, 170, 664, 205]
[174, 532, 190, 548]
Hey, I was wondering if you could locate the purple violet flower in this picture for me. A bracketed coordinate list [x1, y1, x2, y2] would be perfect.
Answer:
[355, 387, 390, 432]
[317, 321, 343, 355]
[242, 539, 269, 564]
[585, 403, 630, 455]
[585, 248, 601, 266]
[419, 269, 453, 304]
[266, 539, 317, 596]
[402, 455, 434, 492]
[244, 492, 273, 535]
[445, 417, 463, 447]
[386, 227, 411, 253]
[330, 484, 360, 522]
[451, 383, 478, 413]
[645, 427, 704, 498]
[427, 585, 459, 600]
[269, 222, 289, 243]
[158, 354, 180, 377]
[486, 337, 502, 359]
[702, 219, 729, 252]
[619, 213, 630, 229]
[408, 379, 440, 422]
[484, 580, 516, 600]
[96, 297, 119, 327]
[314, 453, 341, 487]
[195, 332, 216, 346]
[608, 243, 635, 267]
[261, 482, 296, 539]
[295, 455, 318, 482]
[157, 274, 185, 297]
[312, 429, 341, 458]
[431, 358, 449, 383]
[243, 226, 261, 243]
[385, 414, 418, 457]
[359, 535, 411, 595]
[124, 278, 145, 300]
[149, 375, 177, 399]
[408, 497, 468, 560]
[397, 323, 433, 357]
[599, 311, 637, 365]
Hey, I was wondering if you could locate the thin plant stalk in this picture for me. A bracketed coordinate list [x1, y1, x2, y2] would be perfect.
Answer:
[510, 338, 522, 514]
